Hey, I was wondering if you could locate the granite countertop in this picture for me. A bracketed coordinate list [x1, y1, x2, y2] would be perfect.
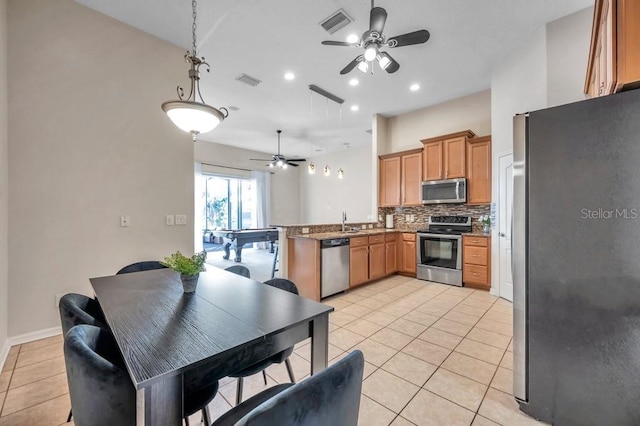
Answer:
[290, 228, 406, 241]
[462, 232, 491, 237]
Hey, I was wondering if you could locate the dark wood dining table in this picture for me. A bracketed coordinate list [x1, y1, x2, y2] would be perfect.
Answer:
[90, 267, 333, 426]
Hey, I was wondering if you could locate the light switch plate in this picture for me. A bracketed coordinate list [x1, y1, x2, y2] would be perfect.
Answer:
[166, 215, 175, 226]
[175, 214, 187, 225]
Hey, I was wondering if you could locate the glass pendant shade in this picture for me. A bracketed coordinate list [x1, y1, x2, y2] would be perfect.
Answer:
[308, 163, 316, 174]
[323, 165, 331, 176]
[162, 101, 224, 135]
[338, 168, 344, 179]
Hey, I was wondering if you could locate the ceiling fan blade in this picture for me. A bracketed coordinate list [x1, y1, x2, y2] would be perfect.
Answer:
[286, 159, 307, 162]
[369, 7, 387, 34]
[340, 55, 364, 75]
[382, 52, 400, 73]
[286, 162, 300, 167]
[387, 30, 430, 48]
[322, 40, 357, 47]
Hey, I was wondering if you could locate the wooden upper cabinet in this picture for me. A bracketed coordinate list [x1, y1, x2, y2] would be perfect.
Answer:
[401, 152, 422, 206]
[379, 156, 401, 207]
[421, 130, 475, 181]
[379, 148, 422, 207]
[443, 137, 467, 179]
[585, 0, 640, 97]
[423, 141, 444, 181]
[467, 135, 492, 205]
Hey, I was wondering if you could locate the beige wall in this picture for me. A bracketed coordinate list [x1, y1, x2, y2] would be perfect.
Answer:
[387, 90, 492, 153]
[8, 0, 195, 336]
[546, 7, 593, 107]
[299, 145, 373, 224]
[194, 140, 301, 226]
[490, 7, 592, 295]
[0, 0, 8, 351]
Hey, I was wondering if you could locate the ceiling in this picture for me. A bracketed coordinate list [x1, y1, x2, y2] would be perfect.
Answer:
[76, 0, 593, 158]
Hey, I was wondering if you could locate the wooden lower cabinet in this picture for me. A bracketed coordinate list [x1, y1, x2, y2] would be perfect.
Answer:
[349, 233, 398, 287]
[462, 235, 491, 290]
[349, 245, 369, 287]
[369, 243, 386, 280]
[399, 233, 417, 276]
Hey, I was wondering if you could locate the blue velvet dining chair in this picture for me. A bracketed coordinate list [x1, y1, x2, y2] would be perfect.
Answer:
[224, 265, 251, 278]
[59, 294, 219, 425]
[212, 349, 365, 426]
[116, 260, 167, 275]
[228, 278, 299, 405]
[64, 324, 220, 426]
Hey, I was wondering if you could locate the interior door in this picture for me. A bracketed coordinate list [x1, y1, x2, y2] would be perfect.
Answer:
[498, 152, 514, 301]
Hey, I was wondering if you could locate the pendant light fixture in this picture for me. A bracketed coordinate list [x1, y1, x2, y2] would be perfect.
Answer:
[338, 168, 345, 179]
[161, 0, 228, 141]
[308, 162, 316, 174]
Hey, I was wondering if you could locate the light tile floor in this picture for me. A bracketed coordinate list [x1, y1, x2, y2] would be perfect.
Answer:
[0, 275, 546, 425]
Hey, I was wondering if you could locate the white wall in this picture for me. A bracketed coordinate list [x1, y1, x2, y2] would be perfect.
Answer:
[547, 7, 593, 107]
[387, 90, 492, 153]
[299, 145, 373, 224]
[490, 7, 593, 294]
[0, 0, 9, 353]
[7, 0, 195, 336]
[194, 141, 301, 225]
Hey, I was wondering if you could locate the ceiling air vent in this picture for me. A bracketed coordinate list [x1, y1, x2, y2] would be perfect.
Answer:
[320, 9, 353, 34]
[235, 73, 262, 87]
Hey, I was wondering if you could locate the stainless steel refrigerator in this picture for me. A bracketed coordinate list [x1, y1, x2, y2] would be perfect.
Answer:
[513, 88, 640, 426]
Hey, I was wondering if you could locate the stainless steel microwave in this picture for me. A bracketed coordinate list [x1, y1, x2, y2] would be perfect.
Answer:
[421, 178, 466, 204]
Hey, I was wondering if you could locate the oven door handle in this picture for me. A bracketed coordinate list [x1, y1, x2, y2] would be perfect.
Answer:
[417, 233, 462, 241]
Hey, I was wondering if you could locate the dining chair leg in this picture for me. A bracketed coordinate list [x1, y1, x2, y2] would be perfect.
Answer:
[202, 406, 212, 426]
[262, 369, 268, 385]
[236, 377, 244, 406]
[66, 409, 73, 422]
[285, 358, 296, 383]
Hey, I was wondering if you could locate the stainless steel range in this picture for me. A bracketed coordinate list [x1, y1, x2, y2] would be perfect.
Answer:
[416, 215, 472, 286]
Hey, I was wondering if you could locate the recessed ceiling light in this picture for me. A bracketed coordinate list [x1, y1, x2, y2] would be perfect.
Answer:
[349, 78, 359, 86]
[350, 105, 359, 112]
[410, 83, 420, 91]
[346, 34, 359, 44]
[284, 72, 295, 80]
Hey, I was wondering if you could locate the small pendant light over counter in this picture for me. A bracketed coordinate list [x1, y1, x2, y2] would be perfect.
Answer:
[161, 0, 228, 141]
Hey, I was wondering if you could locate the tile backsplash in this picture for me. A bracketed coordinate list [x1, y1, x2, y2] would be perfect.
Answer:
[378, 204, 491, 232]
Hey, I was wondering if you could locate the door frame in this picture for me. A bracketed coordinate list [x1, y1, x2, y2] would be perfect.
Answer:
[491, 150, 513, 299]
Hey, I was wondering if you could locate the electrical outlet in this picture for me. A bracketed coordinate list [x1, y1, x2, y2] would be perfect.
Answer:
[175, 214, 187, 225]
[55, 293, 64, 308]
[405, 214, 410, 221]
[302, 227, 310, 234]
[166, 215, 175, 226]
[120, 215, 131, 227]
[368, 224, 373, 229]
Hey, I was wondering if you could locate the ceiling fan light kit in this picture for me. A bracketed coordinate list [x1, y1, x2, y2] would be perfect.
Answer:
[322, 2, 430, 75]
[161, 0, 228, 141]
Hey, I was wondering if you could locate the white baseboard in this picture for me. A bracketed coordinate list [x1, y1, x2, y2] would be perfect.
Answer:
[0, 338, 9, 372]
[7, 326, 62, 347]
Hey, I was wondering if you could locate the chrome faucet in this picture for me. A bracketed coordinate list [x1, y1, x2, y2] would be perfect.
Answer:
[342, 210, 347, 232]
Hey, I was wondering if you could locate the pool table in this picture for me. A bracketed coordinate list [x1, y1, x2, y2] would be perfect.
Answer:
[211, 228, 279, 263]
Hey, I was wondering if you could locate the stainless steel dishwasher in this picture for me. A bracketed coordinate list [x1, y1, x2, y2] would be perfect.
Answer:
[321, 238, 350, 298]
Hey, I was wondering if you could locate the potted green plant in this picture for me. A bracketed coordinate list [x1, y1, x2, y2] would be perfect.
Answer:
[480, 215, 492, 235]
[161, 251, 207, 293]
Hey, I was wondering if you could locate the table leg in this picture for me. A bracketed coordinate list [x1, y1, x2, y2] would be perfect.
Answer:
[136, 375, 182, 426]
[310, 314, 329, 375]
[234, 244, 244, 263]
[222, 243, 231, 260]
